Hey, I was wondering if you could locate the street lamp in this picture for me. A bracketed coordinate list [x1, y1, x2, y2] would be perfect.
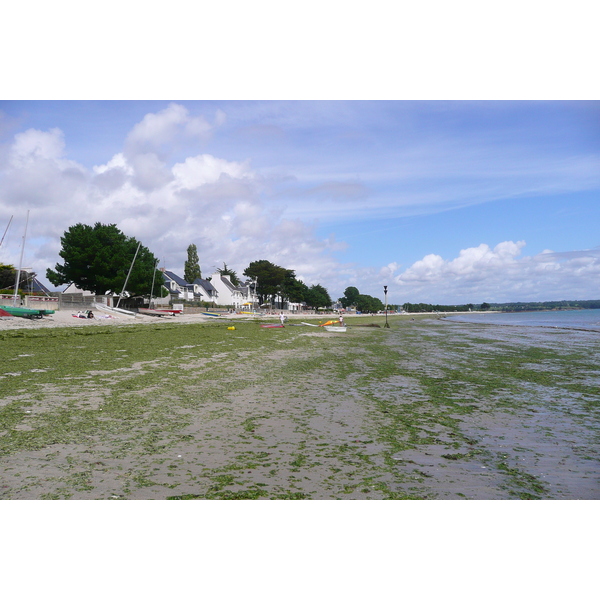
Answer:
[384, 285, 390, 328]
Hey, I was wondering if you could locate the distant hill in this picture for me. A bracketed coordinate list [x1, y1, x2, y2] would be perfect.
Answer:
[401, 300, 600, 313]
[488, 300, 600, 312]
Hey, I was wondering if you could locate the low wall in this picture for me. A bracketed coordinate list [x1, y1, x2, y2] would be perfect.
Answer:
[57, 293, 113, 311]
[23, 295, 60, 310]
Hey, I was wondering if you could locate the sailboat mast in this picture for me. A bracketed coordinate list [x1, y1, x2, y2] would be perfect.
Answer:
[0, 215, 13, 249]
[150, 258, 158, 308]
[13, 210, 29, 307]
[116, 241, 142, 308]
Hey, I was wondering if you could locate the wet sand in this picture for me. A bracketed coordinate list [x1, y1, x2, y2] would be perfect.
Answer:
[1, 314, 598, 499]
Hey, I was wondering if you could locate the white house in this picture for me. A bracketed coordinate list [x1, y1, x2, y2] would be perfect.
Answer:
[209, 273, 259, 309]
[62, 283, 95, 296]
[161, 270, 219, 304]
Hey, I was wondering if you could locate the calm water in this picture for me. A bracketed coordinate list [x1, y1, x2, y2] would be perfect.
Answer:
[444, 309, 600, 332]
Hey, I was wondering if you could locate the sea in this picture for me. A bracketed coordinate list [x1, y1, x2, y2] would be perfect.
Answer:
[444, 308, 600, 332]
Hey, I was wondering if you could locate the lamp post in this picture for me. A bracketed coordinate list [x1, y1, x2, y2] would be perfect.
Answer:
[384, 285, 390, 328]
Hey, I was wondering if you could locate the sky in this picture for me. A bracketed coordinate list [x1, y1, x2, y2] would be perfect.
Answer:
[0, 100, 598, 305]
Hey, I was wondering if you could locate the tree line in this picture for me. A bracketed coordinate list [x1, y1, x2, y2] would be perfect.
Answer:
[487, 300, 600, 311]
[402, 302, 488, 313]
[401, 300, 600, 313]
[239, 259, 332, 308]
[43, 222, 335, 308]
[339, 286, 385, 313]
[30, 222, 600, 312]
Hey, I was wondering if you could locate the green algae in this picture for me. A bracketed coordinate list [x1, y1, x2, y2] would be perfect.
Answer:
[1, 316, 599, 499]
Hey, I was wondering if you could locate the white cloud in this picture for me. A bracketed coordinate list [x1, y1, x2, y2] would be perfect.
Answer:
[1, 103, 599, 306]
[379, 262, 399, 278]
[9, 127, 65, 166]
[172, 154, 252, 189]
[0, 108, 346, 293]
[390, 243, 600, 304]
[92, 153, 132, 176]
[124, 103, 218, 156]
[130, 153, 173, 191]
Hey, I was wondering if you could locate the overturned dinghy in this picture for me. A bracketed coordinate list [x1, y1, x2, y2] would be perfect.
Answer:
[324, 326, 347, 332]
[93, 303, 140, 318]
[138, 308, 180, 317]
[0, 305, 47, 319]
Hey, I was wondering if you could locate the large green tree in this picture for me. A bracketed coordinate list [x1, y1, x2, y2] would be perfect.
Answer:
[355, 294, 384, 313]
[184, 244, 202, 282]
[0, 263, 16, 290]
[46, 222, 162, 297]
[340, 286, 360, 308]
[304, 284, 332, 309]
[243, 259, 288, 305]
[281, 270, 308, 303]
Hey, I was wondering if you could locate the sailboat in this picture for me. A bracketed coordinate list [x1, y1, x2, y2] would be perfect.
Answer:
[0, 211, 54, 319]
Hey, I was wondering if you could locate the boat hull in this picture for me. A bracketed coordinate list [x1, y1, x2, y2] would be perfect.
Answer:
[0, 305, 45, 319]
[138, 308, 181, 316]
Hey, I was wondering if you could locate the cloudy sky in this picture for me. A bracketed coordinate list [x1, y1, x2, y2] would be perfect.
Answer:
[0, 100, 598, 304]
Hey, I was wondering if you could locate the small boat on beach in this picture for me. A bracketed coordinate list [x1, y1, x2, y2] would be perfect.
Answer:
[200, 312, 222, 317]
[0, 305, 48, 319]
[260, 324, 284, 328]
[93, 303, 139, 317]
[138, 307, 181, 317]
[324, 326, 347, 332]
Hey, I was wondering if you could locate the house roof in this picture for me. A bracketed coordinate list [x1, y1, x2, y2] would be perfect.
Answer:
[163, 270, 189, 287]
[219, 275, 238, 291]
[193, 278, 217, 294]
[162, 271, 218, 299]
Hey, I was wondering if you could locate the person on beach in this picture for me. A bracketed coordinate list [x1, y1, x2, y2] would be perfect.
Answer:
[279, 312, 286, 325]
[339, 314, 344, 327]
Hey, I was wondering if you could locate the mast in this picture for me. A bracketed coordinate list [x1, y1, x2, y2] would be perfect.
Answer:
[149, 258, 159, 308]
[13, 211, 29, 307]
[0, 215, 13, 249]
[116, 241, 141, 308]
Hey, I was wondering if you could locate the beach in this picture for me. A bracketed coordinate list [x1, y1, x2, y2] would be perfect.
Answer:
[1, 312, 598, 499]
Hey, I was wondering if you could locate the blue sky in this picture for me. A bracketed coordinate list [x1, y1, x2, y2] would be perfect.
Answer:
[0, 100, 598, 304]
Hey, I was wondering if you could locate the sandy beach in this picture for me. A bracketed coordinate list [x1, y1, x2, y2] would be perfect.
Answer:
[1, 312, 598, 499]
[0, 306, 354, 331]
[0, 307, 252, 330]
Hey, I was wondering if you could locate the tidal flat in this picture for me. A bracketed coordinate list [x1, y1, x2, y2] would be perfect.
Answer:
[1, 315, 598, 499]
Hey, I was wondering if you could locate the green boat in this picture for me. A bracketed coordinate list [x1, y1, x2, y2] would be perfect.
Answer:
[0, 305, 51, 319]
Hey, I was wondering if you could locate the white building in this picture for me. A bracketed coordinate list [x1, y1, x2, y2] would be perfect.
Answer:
[209, 273, 259, 309]
[161, 270, 218, 304]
